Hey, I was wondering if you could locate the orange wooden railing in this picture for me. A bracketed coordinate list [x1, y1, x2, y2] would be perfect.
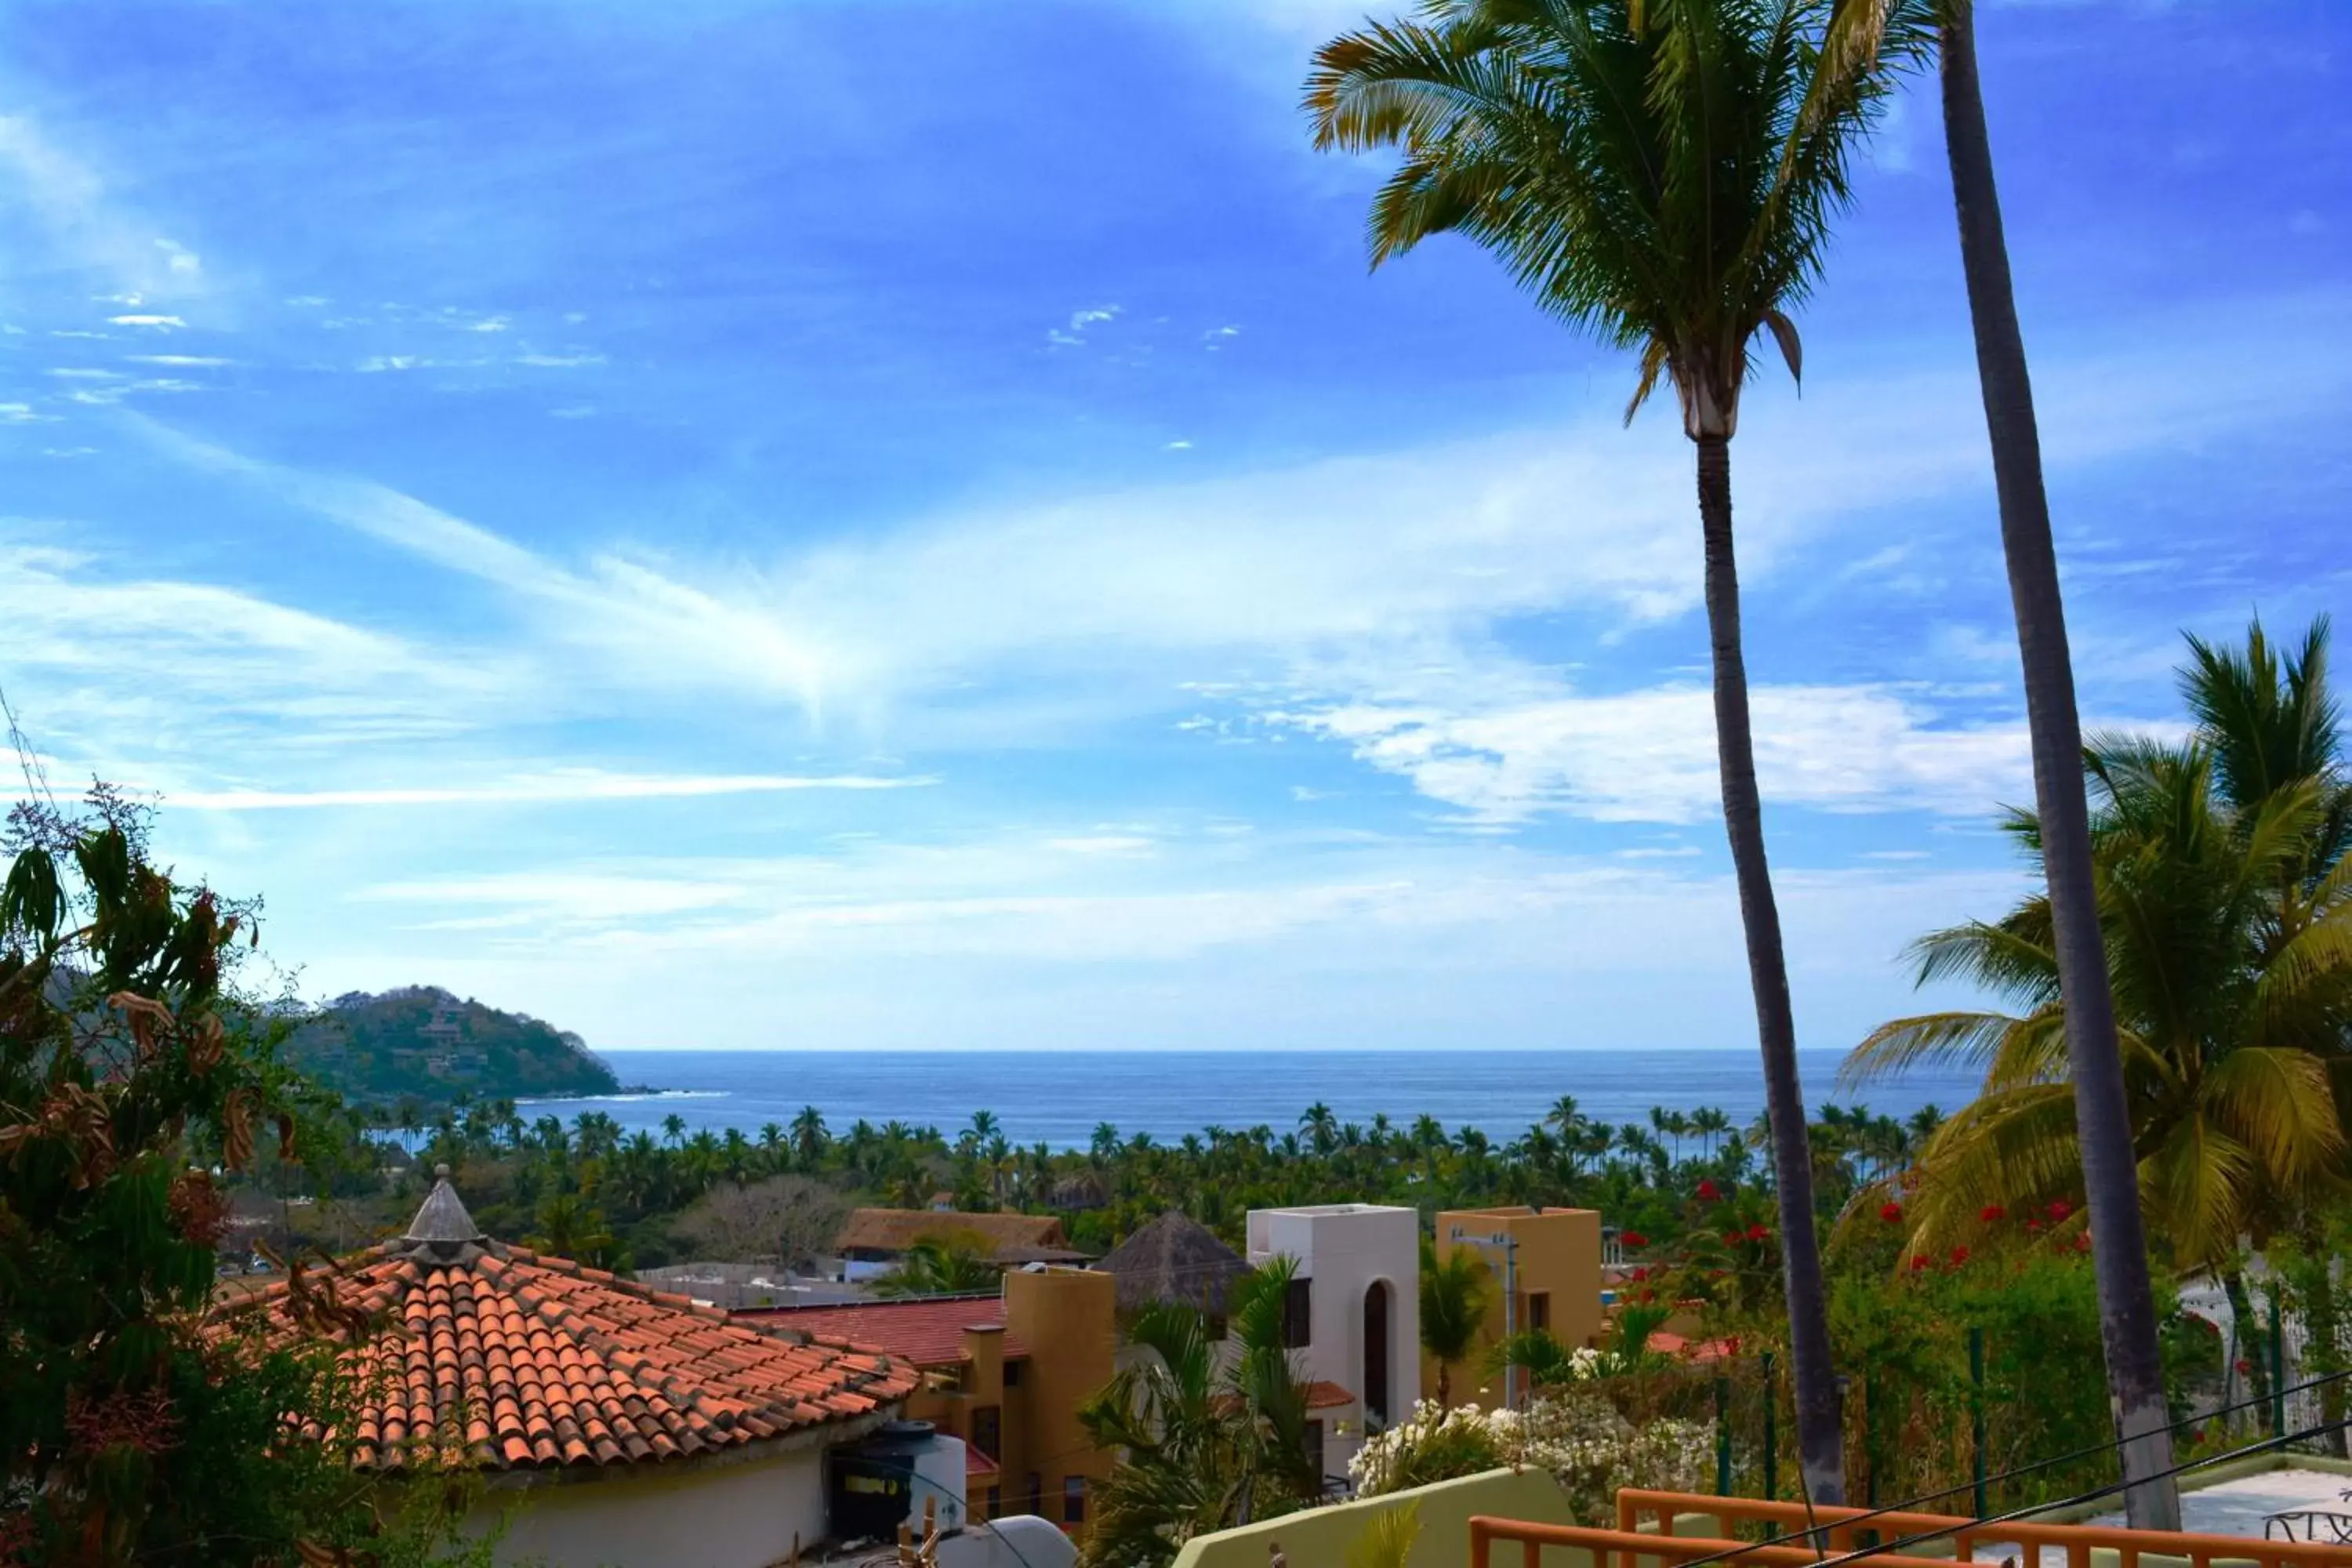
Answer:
[1602, 1488, 2352, 1568]
[1467, 1490, 2352, 1568]
[1468, 1516, 1918, 1568]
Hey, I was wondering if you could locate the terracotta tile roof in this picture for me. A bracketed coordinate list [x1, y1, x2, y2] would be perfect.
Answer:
[1214, 1379, 1356, 1415]
[834, 1207, 1083, 1263]
[734, 1296, 1030, 1368]
[1304, 1380, 1356, 1410]
[219, 1174, 916, 1473]
[1646, 1329, 1739, 1364]
[967, 1448, 1001, 1479]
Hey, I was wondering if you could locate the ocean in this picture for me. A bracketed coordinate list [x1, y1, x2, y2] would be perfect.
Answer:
[521, 1049, 1981, 1152]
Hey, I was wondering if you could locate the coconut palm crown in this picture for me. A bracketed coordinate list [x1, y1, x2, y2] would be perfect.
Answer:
[1305, 0, 1933, 441]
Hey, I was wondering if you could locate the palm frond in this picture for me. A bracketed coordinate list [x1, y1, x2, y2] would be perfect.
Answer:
[2201, 1046, 2343, 1190]
[1347, 1500, 1425, 1568]
[1840, 1010, 2024, 1087]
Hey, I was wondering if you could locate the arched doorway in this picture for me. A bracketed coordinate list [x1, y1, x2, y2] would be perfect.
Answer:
[1363, 1279, 1392, 1425]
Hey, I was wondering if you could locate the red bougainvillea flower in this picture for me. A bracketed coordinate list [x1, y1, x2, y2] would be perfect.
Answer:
[2024, 1218, 2042, 1232]
[1629, 1265, 1650, 1282]
[1949, 1246, 1970, 1266]
[2074, 1232, 2092, 1253]
[1979, 1204, 2006, 1223]
[1746, 1224, 1770, 1243]
[1909, 1254, 1931, 1272]
[2237, 1359, 2254, 1375]
[1697, 1179, 1722, 1202]
[1621, 1231, 1650, 1249]
[2047, 1200, 2073, 1221]
[1879, 1201, 1904, 1224]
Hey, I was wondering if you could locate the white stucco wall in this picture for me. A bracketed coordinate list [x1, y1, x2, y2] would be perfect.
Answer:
[471, 1444, 829, 1568]
[1244, 1204, 1421, 1472]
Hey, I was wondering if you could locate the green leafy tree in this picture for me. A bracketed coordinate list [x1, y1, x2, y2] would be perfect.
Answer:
[1305, 0, 1930, 1504]
[0, 796, 455, 1564]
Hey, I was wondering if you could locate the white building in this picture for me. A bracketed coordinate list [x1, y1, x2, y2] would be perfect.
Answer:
[1244, 1203, 1421, 1484]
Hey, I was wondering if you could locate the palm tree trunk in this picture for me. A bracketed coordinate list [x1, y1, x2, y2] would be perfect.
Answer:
[2222, 1267, 2270, 1413]
[1695, 433, 1846, 1507]
[2298, 1214, 2349, 1457]
[1937, 3, 2180, 1530]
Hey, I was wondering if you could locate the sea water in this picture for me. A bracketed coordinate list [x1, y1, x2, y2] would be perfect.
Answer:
[521, 1048, 1979, 1152]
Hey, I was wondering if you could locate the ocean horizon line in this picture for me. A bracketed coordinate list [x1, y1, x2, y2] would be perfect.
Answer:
[590, 1044, 1819, 1055]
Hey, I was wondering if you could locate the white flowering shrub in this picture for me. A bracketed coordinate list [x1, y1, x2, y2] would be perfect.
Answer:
[1348, 1401, 1504, 1497]
[1348, 1394, 1711, 1523]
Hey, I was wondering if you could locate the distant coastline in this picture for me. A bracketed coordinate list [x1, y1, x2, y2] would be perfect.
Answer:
[524, 1047, 1980, 1153]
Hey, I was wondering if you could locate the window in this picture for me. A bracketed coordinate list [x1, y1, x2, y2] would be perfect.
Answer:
[1282, 1277, 1312, 1348]
[1026, 1473, 1042, 1516]
[1002, 1359, 1023, 1387]
[985, 1486, 1001, 1519]
[972, 1405, 1001, 1462]
[1063, 1475, 1087, 1525]
[1527, 1290, 1551, 1333]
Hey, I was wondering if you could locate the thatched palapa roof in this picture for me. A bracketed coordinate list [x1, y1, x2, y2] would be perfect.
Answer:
[1095, 1210, 1252, 1315]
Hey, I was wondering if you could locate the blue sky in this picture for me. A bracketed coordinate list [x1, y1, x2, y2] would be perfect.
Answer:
[1, 0, 2345, 1053]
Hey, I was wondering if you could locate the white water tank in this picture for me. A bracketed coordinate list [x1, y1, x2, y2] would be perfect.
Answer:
[935, 1517, 1078, 1568]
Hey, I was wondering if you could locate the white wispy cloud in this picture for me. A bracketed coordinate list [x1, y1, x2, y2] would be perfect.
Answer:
[125, 354, 233, 367]
[108, 313, 185, 329]
[0, 116, 205, 300]
[1270, 679, 2038, 825]
[165, 771, 935, 811]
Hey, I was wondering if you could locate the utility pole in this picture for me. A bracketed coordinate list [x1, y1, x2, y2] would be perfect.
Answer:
[1452, 1226, 1522, 1408]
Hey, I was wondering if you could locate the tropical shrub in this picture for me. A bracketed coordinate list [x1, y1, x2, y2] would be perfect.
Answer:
[1350, 1393, 1709, 1522]
[0, 794, 488, 1565]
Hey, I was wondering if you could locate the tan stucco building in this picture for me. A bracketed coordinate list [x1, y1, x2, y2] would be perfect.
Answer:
[739, 1265, 1117, 1537]
[1428, 1205, 1604, 1410]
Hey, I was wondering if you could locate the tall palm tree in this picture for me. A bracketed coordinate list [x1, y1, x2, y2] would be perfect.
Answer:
[789, 1104, 829, 1169]
[1803, 0, 2177, 1523]
[1419, 1236, 1496, 1408]
[1307, 0, 1926, 1501]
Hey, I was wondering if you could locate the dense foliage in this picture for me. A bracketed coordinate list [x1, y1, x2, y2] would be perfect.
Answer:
[1076, 1257, 1320, 1568]
[0, 796, 481, 1566]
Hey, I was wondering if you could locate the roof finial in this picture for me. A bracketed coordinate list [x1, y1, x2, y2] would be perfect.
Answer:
[405, 1165, 483, 1250]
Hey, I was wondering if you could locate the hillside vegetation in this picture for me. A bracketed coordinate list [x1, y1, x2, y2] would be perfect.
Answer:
[286, 985, 619, 1107]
